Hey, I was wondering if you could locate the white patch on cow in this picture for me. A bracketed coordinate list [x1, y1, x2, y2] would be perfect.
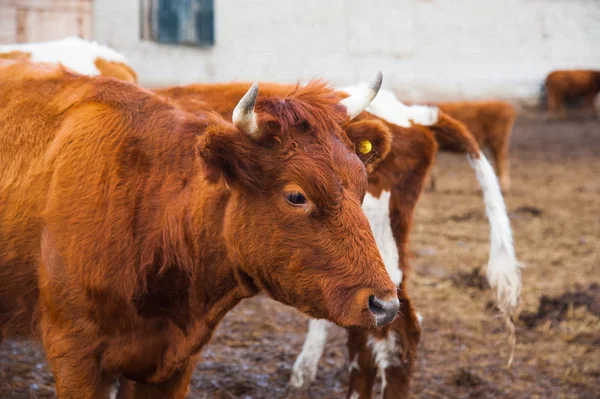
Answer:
[416, 312, 424, 325]
[108, 378, 120, 399]
[289, 319, 332, 389]
[362, 191, 402, 286]
[468, 153, 521, 315]
[340, 85, 438, 127]
[349, 392, 360, 399]
[368, 332, 401, 397]
[0, 36, 128, 77]
[348, 354, 360, 372]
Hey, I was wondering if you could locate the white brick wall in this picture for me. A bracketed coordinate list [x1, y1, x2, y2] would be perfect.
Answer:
[93, 0, 600, 101]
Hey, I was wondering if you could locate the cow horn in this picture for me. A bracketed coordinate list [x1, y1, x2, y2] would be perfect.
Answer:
[233, 82, 259, 137]
[340, 71, 383, 119]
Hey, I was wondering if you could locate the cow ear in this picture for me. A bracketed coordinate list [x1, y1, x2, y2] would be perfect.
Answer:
[345, 119, 393, 172]
[196, 129, 265, 190]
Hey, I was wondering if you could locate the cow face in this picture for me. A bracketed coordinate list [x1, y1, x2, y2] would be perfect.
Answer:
[198, 81, 398, 328]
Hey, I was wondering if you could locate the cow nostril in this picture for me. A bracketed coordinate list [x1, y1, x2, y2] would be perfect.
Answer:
[368, 295, 400, 326]
[368, 295, 384, 313]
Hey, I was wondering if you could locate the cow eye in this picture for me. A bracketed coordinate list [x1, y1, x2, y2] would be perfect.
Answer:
[286, 192, 306, 206]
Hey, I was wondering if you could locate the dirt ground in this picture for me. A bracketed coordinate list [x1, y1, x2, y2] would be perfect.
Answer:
[1, 119, 599, 399]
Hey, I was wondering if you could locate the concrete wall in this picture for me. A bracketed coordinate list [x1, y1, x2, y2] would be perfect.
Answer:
[93, 0, 600, 102]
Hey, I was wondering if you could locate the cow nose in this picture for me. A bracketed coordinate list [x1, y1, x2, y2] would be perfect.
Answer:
[368, 295, 400, 326]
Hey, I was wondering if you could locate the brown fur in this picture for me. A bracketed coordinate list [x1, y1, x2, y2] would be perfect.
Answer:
[0, 60, 396, 398]
[156, 83, 441, 398]
[544, 69, 600, 119]
[0, 50, 31, 60]
[94, 57, 138, 83]
[435, 101, 516, 191]
[156, 83, 394, 173]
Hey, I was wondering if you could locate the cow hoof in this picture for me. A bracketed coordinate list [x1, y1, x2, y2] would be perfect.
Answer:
[288, 361, 319, 393]
[282, 383, 313, 399]
[287, 373, 313, 392]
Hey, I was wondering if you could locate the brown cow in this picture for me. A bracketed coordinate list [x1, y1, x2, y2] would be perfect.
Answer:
[0, 61, 398, 398]
[544, 69, 600, 120]
[431, 100, 517, 192]
[155, 84, 521, 398]
[0, 36, 138, 82]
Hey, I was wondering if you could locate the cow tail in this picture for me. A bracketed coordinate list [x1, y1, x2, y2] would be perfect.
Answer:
[427, 111, 480, 154]
[467, 152, 521, 366]
[427, 111, 521, 366]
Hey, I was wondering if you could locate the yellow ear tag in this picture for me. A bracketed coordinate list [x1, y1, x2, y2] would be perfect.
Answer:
[358, 140, 372, 154]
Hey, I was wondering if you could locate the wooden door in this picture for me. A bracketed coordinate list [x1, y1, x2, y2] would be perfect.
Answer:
[0, 0, 92, 44]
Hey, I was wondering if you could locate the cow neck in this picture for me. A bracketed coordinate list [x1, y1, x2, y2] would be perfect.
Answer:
[187, 178, 260, 322]
[140, 179, 260, 382]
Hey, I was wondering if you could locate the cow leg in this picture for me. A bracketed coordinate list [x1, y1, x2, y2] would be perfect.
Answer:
[346, 329, 377, 399]
[289, 319, 332, 391]
[584, 93, 598, 119]
[45, 350, 113, 399]
[380, 294, 421, 399]
[40, 320, 112, 398]
[547, 89, 566, 120]
[425, 164, 438, 192]
[493, 146, 511, 192]
[346, 293, 421, 399]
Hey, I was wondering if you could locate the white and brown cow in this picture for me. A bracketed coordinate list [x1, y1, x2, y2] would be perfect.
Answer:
[288, 87, 521, 398]
[0, 36, 137, 82]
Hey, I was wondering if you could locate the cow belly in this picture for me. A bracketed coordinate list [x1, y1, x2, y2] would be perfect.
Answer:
[362, 191, 402, 286]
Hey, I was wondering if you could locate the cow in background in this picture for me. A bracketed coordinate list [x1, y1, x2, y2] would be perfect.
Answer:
[0, 36, 138, 82]
[291, 89, 520, 399]
[0, 61, 397, 398]
[429, 100, 517, 192]
[155, 83, 521, 398]
[542, 69, 600, 120]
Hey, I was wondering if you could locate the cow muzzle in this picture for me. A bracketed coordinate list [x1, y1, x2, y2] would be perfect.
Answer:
[368, 294, 400, 326]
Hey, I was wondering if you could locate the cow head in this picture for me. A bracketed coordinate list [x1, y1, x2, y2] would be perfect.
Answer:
[198, 75, 398, 328]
